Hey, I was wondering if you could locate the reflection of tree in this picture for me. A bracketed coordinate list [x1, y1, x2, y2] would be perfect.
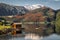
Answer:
[35, 16, 40, 27]
[23, 12, 46, 28]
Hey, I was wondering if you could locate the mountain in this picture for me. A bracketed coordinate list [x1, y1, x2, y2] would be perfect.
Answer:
[0, 3, 57, 17]
[12, 7, 56, 22]
[24, 4, 44, 10]
[0, 3, 28, 16]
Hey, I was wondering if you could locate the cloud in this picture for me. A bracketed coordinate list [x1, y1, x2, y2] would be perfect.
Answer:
[47, 0, 60, 1]
[54, 0, 60, 1]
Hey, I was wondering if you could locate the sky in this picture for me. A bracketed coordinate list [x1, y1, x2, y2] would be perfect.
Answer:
[0, 0, 60, 10]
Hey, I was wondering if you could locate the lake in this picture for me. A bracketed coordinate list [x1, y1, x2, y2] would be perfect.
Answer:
[0, 24, 59, 40]
[0, 33, 60, 40]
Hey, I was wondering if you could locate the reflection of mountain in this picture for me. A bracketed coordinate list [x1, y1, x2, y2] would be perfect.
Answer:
[25, 33, 43, 40]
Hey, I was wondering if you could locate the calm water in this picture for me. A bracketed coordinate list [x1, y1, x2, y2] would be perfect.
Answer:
[0, 33, 60, 40]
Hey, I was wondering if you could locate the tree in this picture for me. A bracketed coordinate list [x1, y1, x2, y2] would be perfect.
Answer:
[55, 11, 60, 33]
[0, 18, 6, 25]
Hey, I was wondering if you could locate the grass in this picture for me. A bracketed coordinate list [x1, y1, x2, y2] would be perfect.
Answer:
[0, 25, 11, 30]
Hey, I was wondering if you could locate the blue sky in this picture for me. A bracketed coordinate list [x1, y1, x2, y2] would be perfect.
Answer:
[0, 0, 60, 10]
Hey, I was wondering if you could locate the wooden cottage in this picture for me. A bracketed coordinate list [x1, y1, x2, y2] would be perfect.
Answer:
[12, 23, 23, 35]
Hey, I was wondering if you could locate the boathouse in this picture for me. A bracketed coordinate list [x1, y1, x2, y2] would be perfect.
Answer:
[11, 23, 24, 35]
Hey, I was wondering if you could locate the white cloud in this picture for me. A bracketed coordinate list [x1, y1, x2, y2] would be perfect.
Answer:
[47, 0, 60, 1]
[54, 0, 60, 1]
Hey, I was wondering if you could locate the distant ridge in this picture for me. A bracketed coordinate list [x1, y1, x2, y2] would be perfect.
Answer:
[0, 3, 59, 16]
[0, 3, 28, 16]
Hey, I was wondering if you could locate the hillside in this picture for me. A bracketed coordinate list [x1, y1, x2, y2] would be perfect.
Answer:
[0, 3, 28, 16]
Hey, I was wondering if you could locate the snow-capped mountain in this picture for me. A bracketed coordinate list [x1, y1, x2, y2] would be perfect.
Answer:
[24, 4, 44, 10]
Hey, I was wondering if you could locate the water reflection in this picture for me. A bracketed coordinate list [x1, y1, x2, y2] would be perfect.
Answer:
[25, 33, 43, 40]
[42, 34, 60, 40]
[0, 33, 60, 40]
[0, 35, 12, 40]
